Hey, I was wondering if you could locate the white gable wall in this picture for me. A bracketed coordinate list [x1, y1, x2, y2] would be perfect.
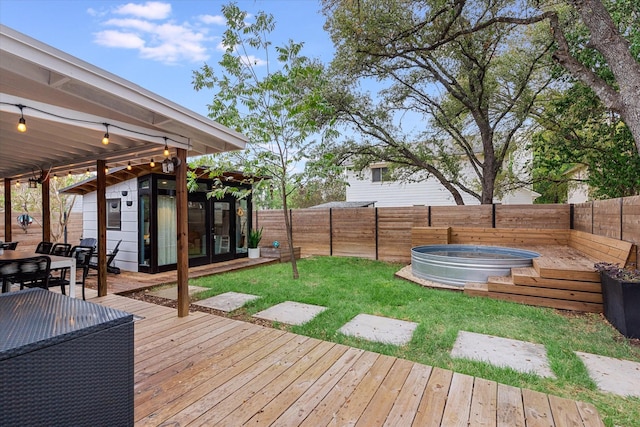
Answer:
[82, 178, 138, 272]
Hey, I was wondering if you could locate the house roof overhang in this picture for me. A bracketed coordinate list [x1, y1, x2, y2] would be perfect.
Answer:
[0, 24, 248, 181]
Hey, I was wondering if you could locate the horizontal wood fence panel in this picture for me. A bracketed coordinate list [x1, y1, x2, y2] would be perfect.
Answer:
[292, 209, 330, 256]
[331, 208, 376, 259]
[377, 207, 430, 262]
[450, 227, 570, 246]
[569, 230, 633, 265]
[431, 205, 493, 227]
[411, 227, 451, 247]
[572, 203, 592, 233]
[496, 204, 569, 229]
[593, 199, 622, 239]
[255, 210, 288, 249]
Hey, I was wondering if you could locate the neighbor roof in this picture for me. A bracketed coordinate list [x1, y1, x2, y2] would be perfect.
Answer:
[0, 24, 248, 181]
[309, 201, 377, 209]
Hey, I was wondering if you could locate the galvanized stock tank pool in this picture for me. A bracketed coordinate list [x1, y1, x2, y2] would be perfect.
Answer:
[411, 244, 540, 287]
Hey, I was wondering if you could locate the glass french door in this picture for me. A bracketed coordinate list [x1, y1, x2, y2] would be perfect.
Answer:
[212, 199, 233, 261]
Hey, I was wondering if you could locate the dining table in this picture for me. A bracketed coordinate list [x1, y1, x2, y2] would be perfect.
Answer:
[0, 251, 77, 297]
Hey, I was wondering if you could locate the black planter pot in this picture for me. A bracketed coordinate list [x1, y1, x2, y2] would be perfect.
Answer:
[600, 272, 640, 339]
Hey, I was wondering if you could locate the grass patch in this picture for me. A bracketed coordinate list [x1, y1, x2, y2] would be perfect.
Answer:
[189, 256, 640, 427]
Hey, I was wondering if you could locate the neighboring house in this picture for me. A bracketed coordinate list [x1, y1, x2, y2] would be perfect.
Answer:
[61, 165, 256, 274]
[346, 162, 540, 207]
[564, 165, 590, 204]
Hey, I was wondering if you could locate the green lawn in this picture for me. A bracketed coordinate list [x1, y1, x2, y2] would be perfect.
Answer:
[187, 256, 640, 427]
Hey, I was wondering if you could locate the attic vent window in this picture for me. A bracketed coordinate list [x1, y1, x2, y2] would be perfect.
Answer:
[107, 198, 122, 230]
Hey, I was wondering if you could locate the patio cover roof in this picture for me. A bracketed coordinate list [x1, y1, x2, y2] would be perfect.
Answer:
[0, 24, 248, 181]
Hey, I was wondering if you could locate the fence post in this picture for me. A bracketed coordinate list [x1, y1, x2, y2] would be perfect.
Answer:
[569, 204, 574, 230]
[591, 201, 594, 234]
[620, 197, 623, 240]
[329, 208, 333, 256]
[375, 208, 379, 260]
[428, 206, 431, 227]
[492, 204, 496, 228]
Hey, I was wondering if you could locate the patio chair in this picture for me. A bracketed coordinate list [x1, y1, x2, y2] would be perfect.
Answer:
[0, 241, 18, 251]
[49, 246, 94, 299]
[89, 240, 122, 275]
[50, 243, 71, 257]
[79, 237, 97, 249]
[13, 256, 52, 291]
[35, 241, 53, 254]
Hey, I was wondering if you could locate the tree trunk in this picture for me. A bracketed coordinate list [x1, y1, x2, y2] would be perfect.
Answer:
[551, 0, 640, 154]
[281, 184, 299, 280]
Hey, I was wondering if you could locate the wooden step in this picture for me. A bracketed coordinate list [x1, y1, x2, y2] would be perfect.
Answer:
[487, 282, 603, 304]
[533, 259, 600, 283]
[486, 275, 513, 285]
[511, 267, 602, 293]
[463, 282, 488, 297]
[487, 292, 603, 313]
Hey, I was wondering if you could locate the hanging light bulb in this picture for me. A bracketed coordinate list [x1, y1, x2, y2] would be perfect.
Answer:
[150, 158, 155, 167]
[102, 123, 110, 145]
[85, 169, 90, 177]
[17, 105, 27, 132]
[127, 161, 132, 171]
[68, 171, 72, 177]
[105, 166, 109, 173]
[163, 138, 170, 157]
[15, 180, 21, 188]
[53, 174, 58, 181]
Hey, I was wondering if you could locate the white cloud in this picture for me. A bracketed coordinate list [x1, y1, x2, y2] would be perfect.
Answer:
[240, 54, 268, 67]
[104, 18, 156, 32]
[114, 1, 171, 20]
[198, 14, 225, 25]
[94, 30, 145, 49]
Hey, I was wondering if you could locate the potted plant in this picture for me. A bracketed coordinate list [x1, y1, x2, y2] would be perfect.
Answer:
[248, 227, 263, 259]
[595, 262, 640, 339]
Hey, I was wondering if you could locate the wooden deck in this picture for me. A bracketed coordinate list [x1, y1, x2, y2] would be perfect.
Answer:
[92, 293, 605, 426]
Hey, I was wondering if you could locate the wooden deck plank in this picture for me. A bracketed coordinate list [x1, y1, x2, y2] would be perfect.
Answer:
[297, 351, 381, 426]
[522, 388, 553, 427]
[383, 363, 432, 427]
[487, 282, 603, 304]
[134, 327, 279, 421]
[328, 354, 396, 426]
[188, 337, 324, 426]
[441, 372, 475, 427]
[511, 268, 602, 293]
[136, 332, 299, 425]
[575, 401, 606, 427]
[548, 395, 584, 427]
[357, 358, 415, 426]
[88, 295, 604, 427]
[215, 341, 340, 426]
[242, 345, 359, 426]
[497, 383, 525, 427]
[469, 378, 497, 427]
[412, 367, 453, 427]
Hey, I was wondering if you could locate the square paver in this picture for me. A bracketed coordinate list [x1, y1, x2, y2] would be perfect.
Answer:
[450, 331, 555, 378]
[576, 351, 640, 397]
[195, 291, 259, 312]
[253, 301, 327, 326]
[146, 285, 209, 300]
[338, 313, 418, 346]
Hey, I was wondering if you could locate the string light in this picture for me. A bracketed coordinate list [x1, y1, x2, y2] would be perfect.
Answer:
[15, 180, 21, 188]
[105, 166, 109, 173]
[17, 104, 26, 132]
[85, 169, 90, 176]
[53, 174, 58, 181]
[102, 123, 110, 145]
[68, 171, 72, 177]
[127, 161, 132, 171]
[163, 137, 170, 157]
[150, 158, 155, 167]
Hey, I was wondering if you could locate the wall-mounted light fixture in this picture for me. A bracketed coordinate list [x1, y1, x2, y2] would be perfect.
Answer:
[28, 178, 38, 189]
[121, 190, 128, 197]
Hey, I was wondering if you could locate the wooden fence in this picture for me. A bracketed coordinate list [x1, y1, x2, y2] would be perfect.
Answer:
[0, 212, 83, 252]
[255, 196, 640, 265]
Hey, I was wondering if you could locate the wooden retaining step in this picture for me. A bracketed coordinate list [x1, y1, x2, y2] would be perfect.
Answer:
[484, 292, 603, 313]
[511, 267, 602, 293]
[486, 282, 603, 304]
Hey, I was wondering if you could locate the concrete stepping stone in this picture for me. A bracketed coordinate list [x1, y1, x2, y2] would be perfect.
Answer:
[253, 301, 327, 326]
[451, 331, 555, 378]
[338, 313, 418, 346]
[576, 351, 640, 398]
[146, 285, 209, 300]
[195, 291, 259, 312]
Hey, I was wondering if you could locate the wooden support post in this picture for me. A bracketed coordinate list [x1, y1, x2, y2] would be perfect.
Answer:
[176, 148, 189, 317]
[329, 208, 333, 256]
[97, 160, 107, 297]
[4, 178, 11, 242]
[41, 176, 51, 242]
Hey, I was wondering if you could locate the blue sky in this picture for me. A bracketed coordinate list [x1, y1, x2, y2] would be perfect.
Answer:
[0, 0, 334, 117]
